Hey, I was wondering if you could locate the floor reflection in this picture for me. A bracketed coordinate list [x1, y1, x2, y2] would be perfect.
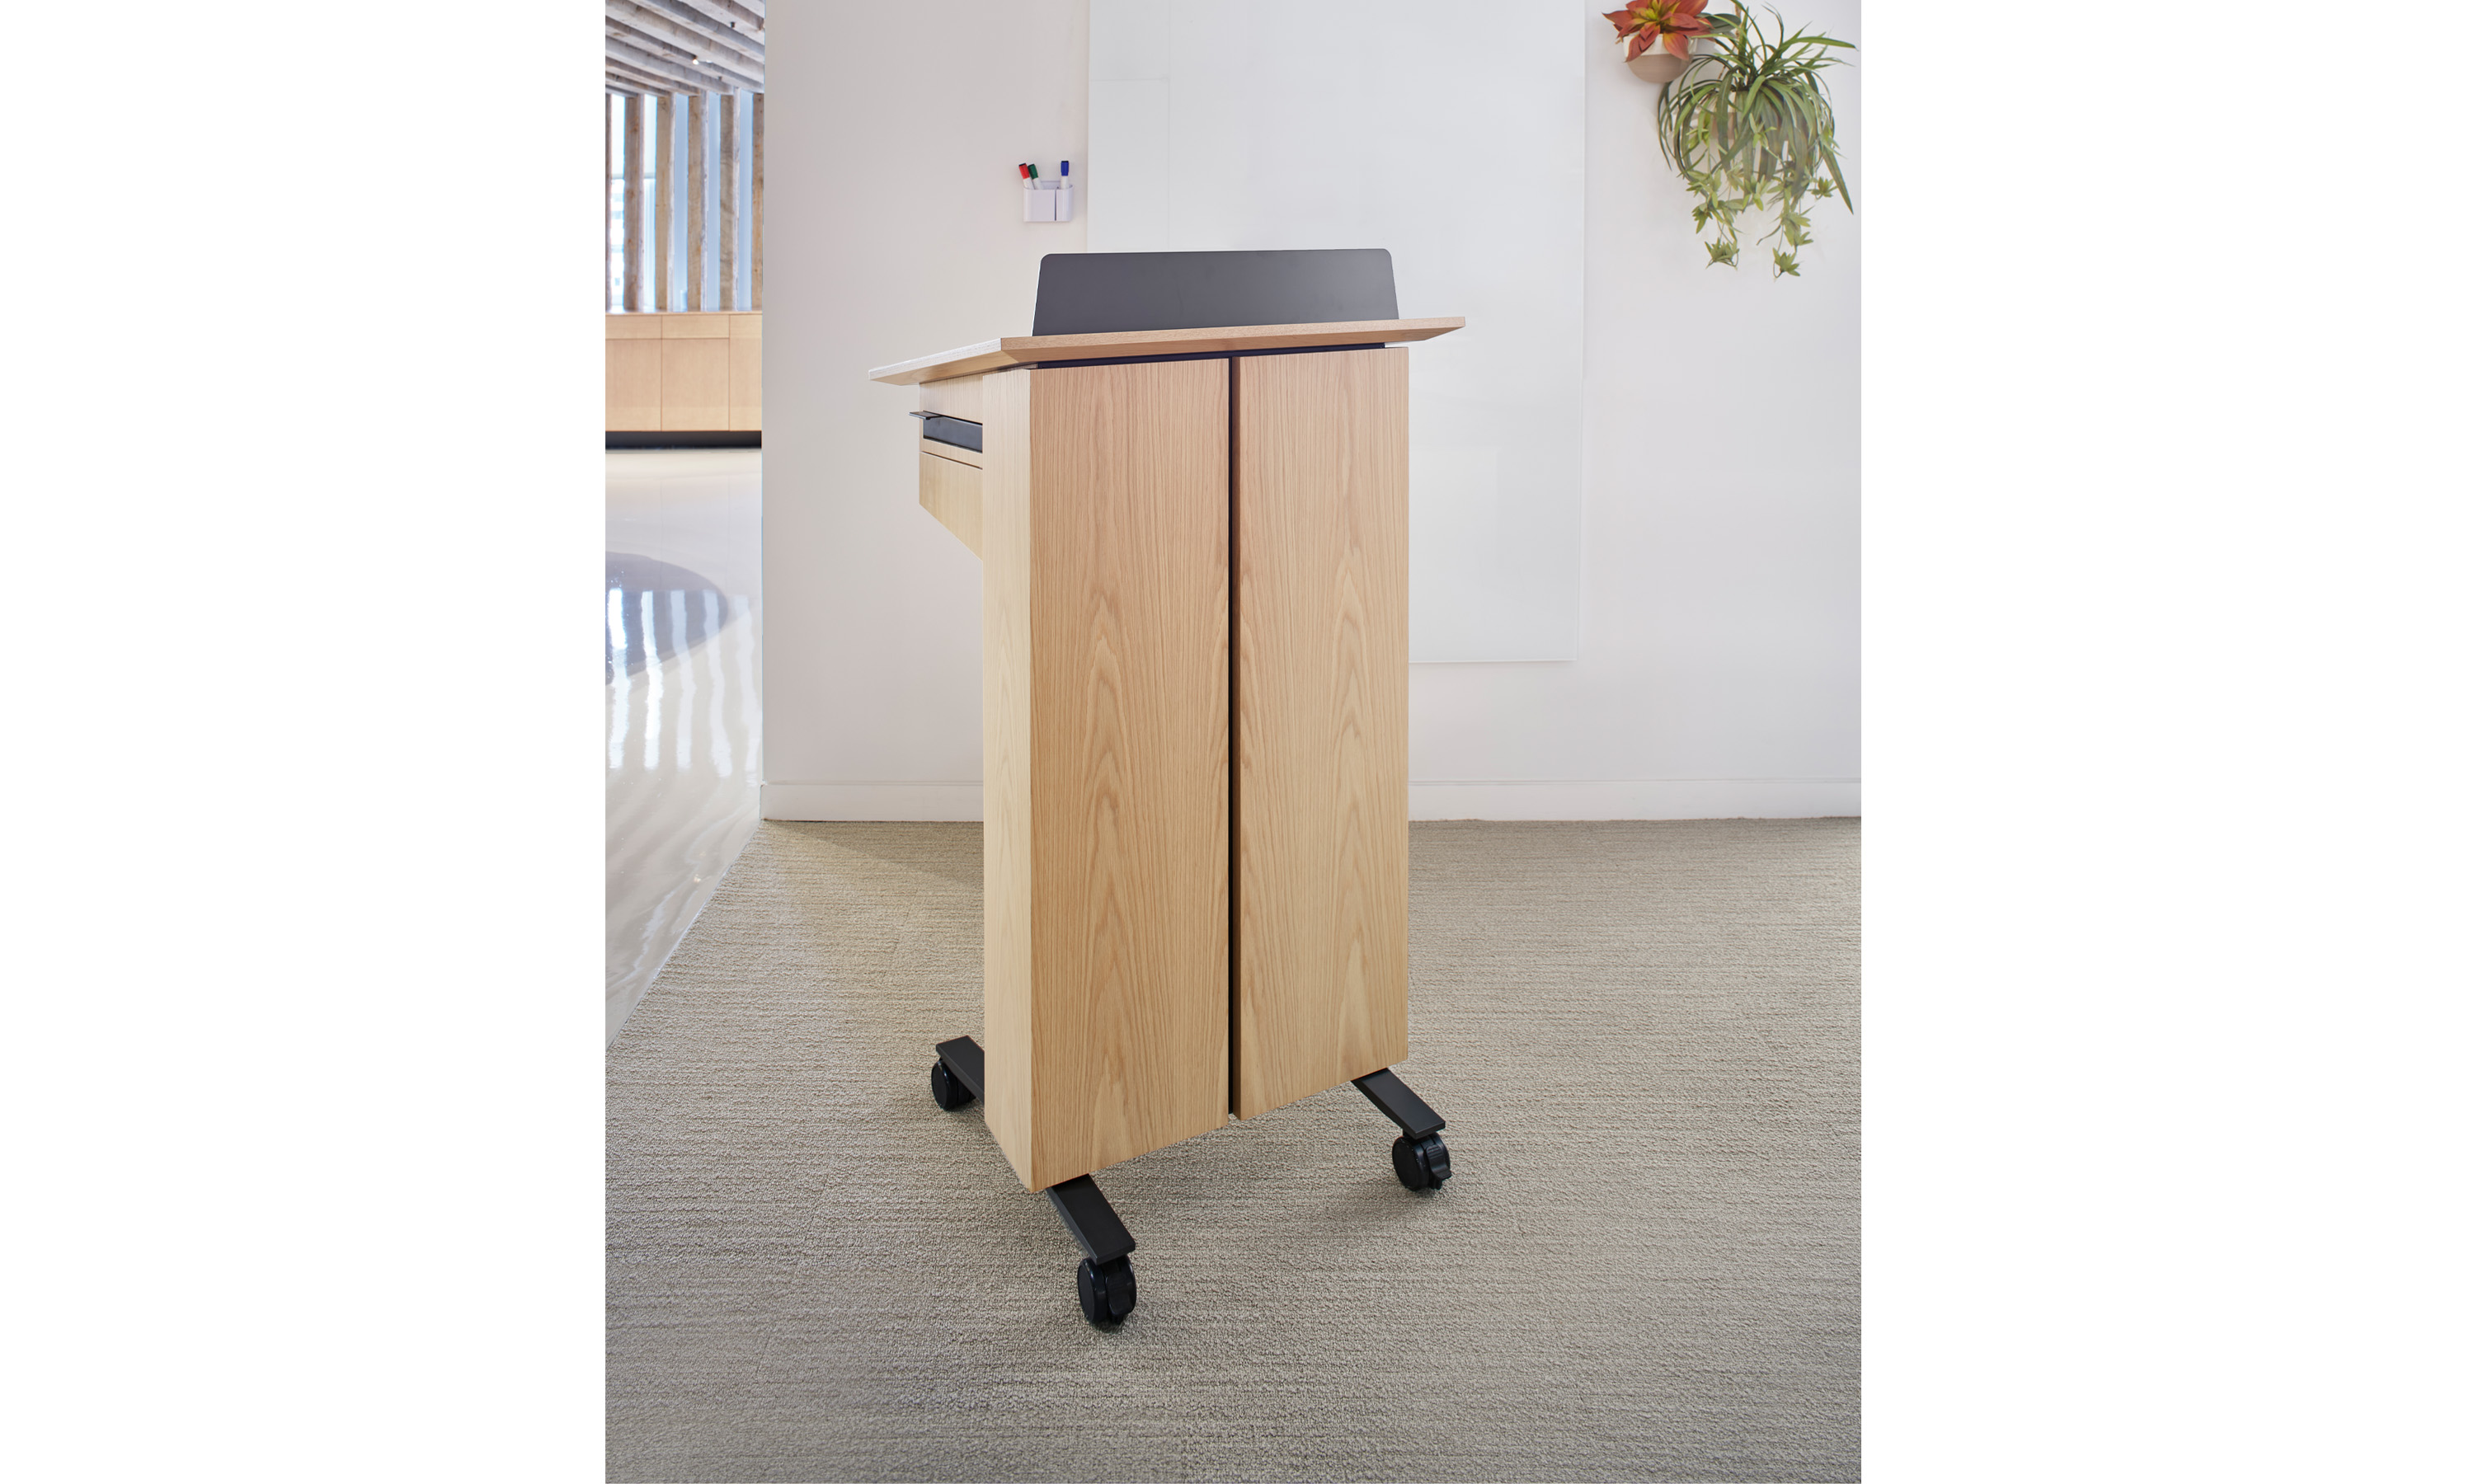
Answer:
[607, 449, 762, 1042]
[605, 553, 727, 680]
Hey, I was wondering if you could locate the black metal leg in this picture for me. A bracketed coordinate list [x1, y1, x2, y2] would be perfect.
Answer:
[1352, 1067, 1454, 1191]
[1044, 1174, 1136, 1266]
[929, 1036, 1140, 1326]
[929, 1040, 1456, 1317]
[1047, 1174, 1138, 1326]
[933, 1036, 985, 1099]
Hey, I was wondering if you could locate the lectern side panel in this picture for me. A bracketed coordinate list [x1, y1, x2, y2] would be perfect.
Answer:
[918, 453, 984, 555]
[1232, 348, 1411, 1120]
[979, 369, 1037, 1187]
[1023, 359, 1231, 1188]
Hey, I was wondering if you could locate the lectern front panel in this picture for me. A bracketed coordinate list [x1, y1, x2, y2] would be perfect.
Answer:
[1230, 347, 1412, 1120]
[981, 359, 1234, 1190]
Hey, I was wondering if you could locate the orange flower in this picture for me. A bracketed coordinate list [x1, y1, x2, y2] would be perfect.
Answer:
[1603, 0, 1714, 61]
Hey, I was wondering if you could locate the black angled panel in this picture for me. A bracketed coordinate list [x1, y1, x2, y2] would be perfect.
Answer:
[1032, 249, 1399, 336]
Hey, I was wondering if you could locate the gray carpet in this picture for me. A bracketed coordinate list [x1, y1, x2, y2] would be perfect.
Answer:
[609, 819, 1859, 1483]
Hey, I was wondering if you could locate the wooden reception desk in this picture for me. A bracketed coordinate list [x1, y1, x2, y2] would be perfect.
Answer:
[872, 252, 1461, 1324]
[606, 312, 761, 434]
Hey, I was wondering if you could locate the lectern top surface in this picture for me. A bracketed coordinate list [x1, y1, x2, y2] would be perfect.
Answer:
[866, 317, 1464, 387]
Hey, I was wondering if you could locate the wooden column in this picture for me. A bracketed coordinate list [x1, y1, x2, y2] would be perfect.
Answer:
[979, 359, 1234, 1192]
[620, 95, 644, 312]
[718, 92, 741, 312]
[653, 95, 675, 312]
[604, 97, 614, 310]
[1230, 348, 1412, 1120]
[685, 93, 708, 312]
[750, 92, 764, 310]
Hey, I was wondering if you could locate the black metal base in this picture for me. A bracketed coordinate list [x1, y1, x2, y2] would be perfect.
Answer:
[1354, 1068, 1453, 1191]
[930, 1036, 1453, 1322]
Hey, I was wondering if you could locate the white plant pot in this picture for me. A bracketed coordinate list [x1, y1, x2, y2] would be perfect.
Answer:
[1621, 38, 1691, 85]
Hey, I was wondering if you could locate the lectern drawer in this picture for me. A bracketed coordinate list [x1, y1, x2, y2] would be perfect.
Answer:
[919, 451, 982, 556]
[916, 413, 981, 452]
[911, 411, 984, 468]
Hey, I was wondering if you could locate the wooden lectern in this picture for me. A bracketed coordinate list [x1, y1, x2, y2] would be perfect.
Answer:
[869, 251, 1463, 1325]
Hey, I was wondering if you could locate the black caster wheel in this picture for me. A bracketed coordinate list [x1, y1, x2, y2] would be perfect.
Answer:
[1392, 1132, 1452, 1191]
[929, 1059, 976, 1111]
[1076, 1256, 1137, 1327]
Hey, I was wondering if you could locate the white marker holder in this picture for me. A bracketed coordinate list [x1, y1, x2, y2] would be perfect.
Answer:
[1023, 179, 1074, 223]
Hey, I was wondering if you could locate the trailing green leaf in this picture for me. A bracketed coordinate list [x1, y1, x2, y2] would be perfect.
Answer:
[1653, 4, 1852, 277]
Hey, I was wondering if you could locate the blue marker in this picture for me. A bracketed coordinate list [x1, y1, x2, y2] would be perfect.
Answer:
[1061, 159, 1070, 177]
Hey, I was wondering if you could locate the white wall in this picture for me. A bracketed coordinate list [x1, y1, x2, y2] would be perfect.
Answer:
[1411, 2, 1860, 818]
[761, 2, 1086, 822]
[1091, 0, 1588, 664]
[764, 1, 1856, 822]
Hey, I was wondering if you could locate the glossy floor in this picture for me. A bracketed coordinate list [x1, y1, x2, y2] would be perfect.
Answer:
[607, 449, 762, 1041]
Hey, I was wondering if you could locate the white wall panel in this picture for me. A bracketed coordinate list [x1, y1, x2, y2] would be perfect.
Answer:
[760, 2, 1086, 815]
[1089, 0, 1587, 660]
[763, 1, 1857, 821]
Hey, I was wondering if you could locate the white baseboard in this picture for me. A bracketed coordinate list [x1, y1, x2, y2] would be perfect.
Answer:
[764, 777, 1856, 822]
[763, 782, 984, 821]
[1409, 778, 1857, 820]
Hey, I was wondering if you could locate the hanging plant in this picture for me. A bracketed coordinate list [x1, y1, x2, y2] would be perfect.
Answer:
[1645, 6, 1854, 278]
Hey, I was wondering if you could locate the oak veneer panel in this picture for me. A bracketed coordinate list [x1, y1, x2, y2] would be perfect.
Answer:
[920, 375, 983, 422]
[661, 336, 731, 430]
[661, 312, 731, 338]
[920, 434, 982, 469]
[867, 317, 1465, 387]
[979, 369, 1035, 1183]
[918, 451, 981, 556]
[606, 337, 663, 430]
[728, 331, 761, 431]
[606, 314, 662, 339]
[981, 359, 1232, 1190]
[1231, 347, 1410, 1120]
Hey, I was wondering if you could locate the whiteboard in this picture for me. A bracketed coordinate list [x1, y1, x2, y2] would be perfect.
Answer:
[1089, 0, 1585, 661]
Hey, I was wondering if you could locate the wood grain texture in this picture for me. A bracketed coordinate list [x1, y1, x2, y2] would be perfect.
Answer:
[918, 375, 982, 421]
[653, 94, 674, 312]
[1231, 348, 1410, 1119]
[621, 95, 644, 312]
[728, 329, 761, 430]
[750, 92, 764, 309]
[978, 369, 1035, 1184]
[661, 336, 730, 429]
[918, 451, 981, 556]
[979, 360, 1232, 1190]
[718, 92, 739, 311]
[606, 3, 765, 92]
[685, 92, 706, 312]
[606, 313, 760, 429]
[867, 318, 1465, 387]
[605, 96, 615, 310]
[607, 337, 663, 430]
[918, 434, 981, 469]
